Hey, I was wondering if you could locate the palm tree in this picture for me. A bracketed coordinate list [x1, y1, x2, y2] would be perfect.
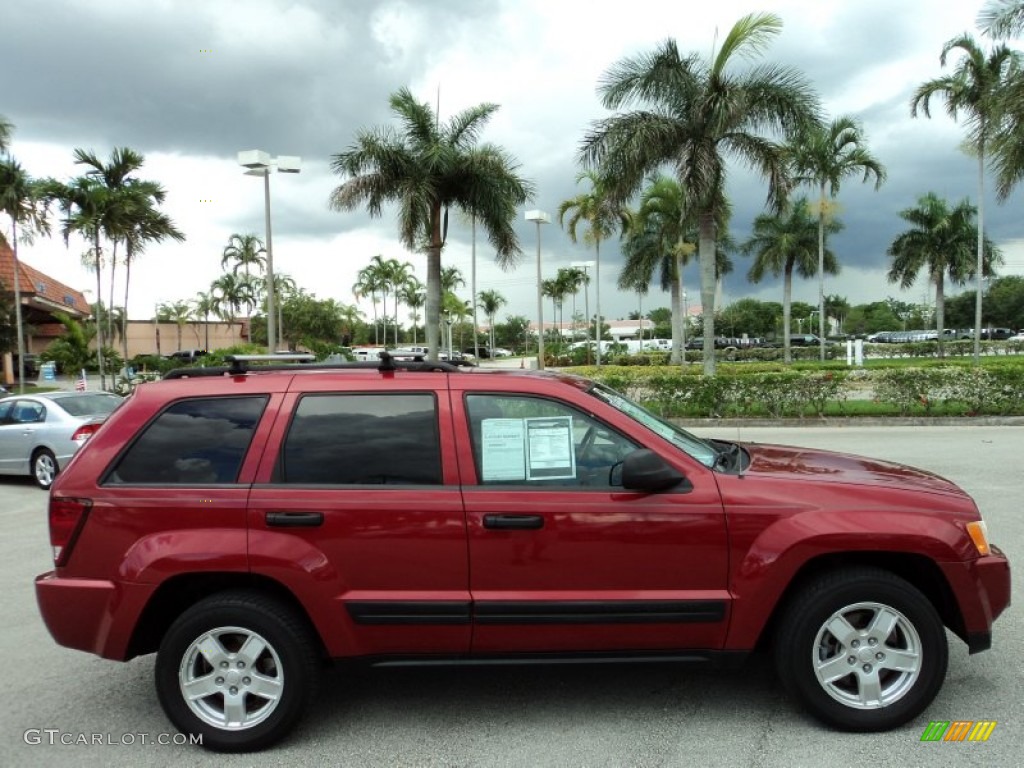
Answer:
[887, 193, 1001, 358]
[559, 267, 589, 344]
[118, 183, 184, 361]
[580, 13, 819, 375]
[267, 272, 297, 347]
[557, 170, 629, 366]
[51, 174, 115, 387]
[398, 277, 425, 344]
[352, 264, 384, 344]
[0, 156, 52, 392]
[978, 1, 1024, 38]
[0, 115, 13, 155]
[617, 177, 694, 364]
[192, 290, 217, 351]
[160, 300, 192, 352]
[912, 34, 1020, 363]
[787, 116, 885, 360]
[374, 255, 413, 345]
[477, 289, 506, 353]
[743, 198, 840, 363]
[221, 233, 266, 277]
[210, 273, 252, 343]
[329, 87, 533, 361]
[541, 278, 566, 348]
[73, 148, 146, 343]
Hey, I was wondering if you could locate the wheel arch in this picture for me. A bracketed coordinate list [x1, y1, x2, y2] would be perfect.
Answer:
[753, 552, 965, 651]
[125, 572, 329, 662]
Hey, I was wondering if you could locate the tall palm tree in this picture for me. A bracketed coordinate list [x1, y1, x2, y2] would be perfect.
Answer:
[912, 34, 1020, 363]
[787, 116, 885, 359]
[559, 267, 589, 344]
[887, 193, 1001, 358]
[557, 169, 629, 366]
[51, 175, 113, 387]
[743, 198, 840, 363]
[73, 148, 146, 343]
[221, 234, 266, 278]
[477, 289, 506, 353]
[329, 87, 533, 361]
[337, 303, 364, 347]
[118, 183, 184, 361]
[541, 278, 567, 347]
[376, 255, 413, 345]
[266, 272, 297, 347]
[160, 300, 192, 352]
[617, 176, 694, 364]
[0, 156, 52, 392]
[580, 12, 819, 375]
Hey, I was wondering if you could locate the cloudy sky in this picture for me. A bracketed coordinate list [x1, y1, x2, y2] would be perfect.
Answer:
[3, 0, 1022, 328]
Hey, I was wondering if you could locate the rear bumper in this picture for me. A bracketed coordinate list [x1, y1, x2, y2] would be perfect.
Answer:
[35, 572, 152, 660]
[941, 546, 1011, 653]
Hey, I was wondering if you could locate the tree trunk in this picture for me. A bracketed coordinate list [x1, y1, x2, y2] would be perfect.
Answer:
[783, 263, 793, 364]
[973, 144, 985, 364]
[108, 241, 118, 343]
[122, 242, 132, 365]
[935, 273, 946, 360]
[94, 232, 106, 389]
[11, 219, 27, 393]
[425, 206, 443, 361]
[670, 252, 683, 366]
[698, 212, 717, 376]
[818, 182, 827, 362]
[594, 240, 603, 367]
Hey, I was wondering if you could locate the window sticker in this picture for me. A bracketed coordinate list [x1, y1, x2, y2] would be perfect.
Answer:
[480, 418, 527, 481]
[525, 416, 576, 480]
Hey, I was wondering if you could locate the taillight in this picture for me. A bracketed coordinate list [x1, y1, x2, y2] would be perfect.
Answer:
[71, 423, 101, 445]
[49, 498, 92, 567]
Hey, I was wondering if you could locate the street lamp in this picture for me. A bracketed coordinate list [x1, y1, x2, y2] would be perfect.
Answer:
[525, 209, 550, 370]
[238, 150, 301, 354]
[571, 260, 594, 365]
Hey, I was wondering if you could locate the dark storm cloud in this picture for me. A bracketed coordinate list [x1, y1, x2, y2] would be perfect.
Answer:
[1, 0, 491, 159]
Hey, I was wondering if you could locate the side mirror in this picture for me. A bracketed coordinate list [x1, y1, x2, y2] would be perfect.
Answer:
[619, 449, 685, 492]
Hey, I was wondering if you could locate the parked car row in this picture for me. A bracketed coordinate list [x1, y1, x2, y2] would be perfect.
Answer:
[867, 328, 1019, 343]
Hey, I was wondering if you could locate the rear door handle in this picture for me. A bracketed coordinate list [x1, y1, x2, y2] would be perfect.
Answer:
[482, 514, 544, 530]
[266, 511, 324, 527]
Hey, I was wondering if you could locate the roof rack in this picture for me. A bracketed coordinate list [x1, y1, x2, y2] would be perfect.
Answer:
[162, 351, 463, 379]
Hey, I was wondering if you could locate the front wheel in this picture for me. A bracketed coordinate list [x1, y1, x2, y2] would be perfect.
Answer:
[155, 591, 320, 752]
[774, 567, 948, 731]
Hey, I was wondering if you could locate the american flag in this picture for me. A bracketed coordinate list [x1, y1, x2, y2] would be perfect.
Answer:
[75, 369, 87, 392]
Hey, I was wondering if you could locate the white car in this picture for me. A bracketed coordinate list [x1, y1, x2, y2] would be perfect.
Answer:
[1009, 332, 1024, 342]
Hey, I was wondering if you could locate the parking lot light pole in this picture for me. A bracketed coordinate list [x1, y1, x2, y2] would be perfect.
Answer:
[238, 150, 301, 354]
[526, 210, 550, 370]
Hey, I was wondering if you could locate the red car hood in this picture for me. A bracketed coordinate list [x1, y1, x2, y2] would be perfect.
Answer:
[743, 442, 968, 497]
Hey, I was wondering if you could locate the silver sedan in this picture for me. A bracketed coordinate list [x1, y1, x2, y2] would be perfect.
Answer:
[0, 391, 122, 489]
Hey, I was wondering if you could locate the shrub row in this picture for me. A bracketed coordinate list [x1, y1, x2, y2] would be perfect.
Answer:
[580, 365, 1024, 418]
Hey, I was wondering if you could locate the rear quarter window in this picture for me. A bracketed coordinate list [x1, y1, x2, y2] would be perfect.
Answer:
[104, 396, 268, 485]
[275, 393, 441, 485]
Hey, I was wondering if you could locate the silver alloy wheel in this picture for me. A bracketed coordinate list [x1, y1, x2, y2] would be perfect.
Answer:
[178, 626, 285, 730]
[34, 451, 56, 488]
[812, 601, 922, 710]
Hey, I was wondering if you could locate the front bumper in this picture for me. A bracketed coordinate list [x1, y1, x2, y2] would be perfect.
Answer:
[941, 545, 1011, 654]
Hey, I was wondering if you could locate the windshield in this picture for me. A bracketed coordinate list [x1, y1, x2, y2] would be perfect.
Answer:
[586, 382, 719, 467]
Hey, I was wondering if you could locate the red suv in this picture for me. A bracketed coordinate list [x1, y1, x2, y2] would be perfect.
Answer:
[35, 354, 1010, 752]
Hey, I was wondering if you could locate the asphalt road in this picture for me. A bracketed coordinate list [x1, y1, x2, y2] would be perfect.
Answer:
[1, 425, 1020, 767]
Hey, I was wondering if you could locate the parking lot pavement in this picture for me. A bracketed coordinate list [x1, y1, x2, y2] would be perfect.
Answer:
[2, 426, 1021, 767]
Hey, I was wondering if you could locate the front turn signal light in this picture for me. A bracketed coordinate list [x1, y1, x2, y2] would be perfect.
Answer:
[967, 521, 991, 556]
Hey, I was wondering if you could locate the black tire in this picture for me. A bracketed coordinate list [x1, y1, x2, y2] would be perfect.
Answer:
[155, 591, 320, 752]
[32, 448, 58, 490]
[774, 567, 948, 731]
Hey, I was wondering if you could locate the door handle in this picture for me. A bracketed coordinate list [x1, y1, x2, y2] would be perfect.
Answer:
[266, 511, 324, 527]
[482, 514, 544, 530]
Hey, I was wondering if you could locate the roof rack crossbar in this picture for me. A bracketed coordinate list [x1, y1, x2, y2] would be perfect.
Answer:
[162, 351, 464, 379]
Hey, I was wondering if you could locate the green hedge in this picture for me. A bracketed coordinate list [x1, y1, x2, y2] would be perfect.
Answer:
[578, 364, 1024, 418]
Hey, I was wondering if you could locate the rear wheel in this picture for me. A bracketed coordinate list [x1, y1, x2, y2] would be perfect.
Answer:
[155, 591, 319, 752]
[32, 449, 58, 490]
[774, 567, 947, 731]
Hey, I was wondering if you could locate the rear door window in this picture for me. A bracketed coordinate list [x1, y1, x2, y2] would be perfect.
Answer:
[105, 396, 268, 484]
[276, 393, 441, 485]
